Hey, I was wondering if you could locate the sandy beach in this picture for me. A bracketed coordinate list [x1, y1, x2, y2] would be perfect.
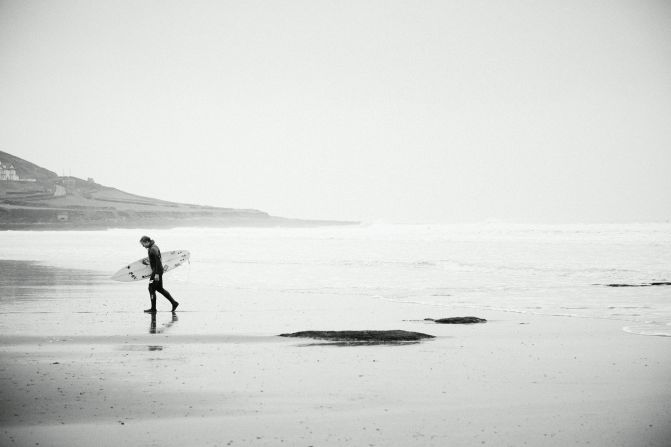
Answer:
[2, 294, 670, 446]
[1, 224, 670, 446]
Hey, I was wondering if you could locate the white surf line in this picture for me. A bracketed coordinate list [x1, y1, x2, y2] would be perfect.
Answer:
[369, 294, 659, 324]
[372, 294, 671, 337]
[622, 324, 671, 338]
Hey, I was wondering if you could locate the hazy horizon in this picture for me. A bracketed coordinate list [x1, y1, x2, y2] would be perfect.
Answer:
[1, 0, 670, 223]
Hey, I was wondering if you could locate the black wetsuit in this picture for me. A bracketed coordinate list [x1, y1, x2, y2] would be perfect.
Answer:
[147, 243, 176, 305]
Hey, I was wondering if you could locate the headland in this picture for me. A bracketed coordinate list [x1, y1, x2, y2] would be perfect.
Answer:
[0, 151, 354, 230]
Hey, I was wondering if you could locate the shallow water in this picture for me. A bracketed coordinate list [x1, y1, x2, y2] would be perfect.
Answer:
[0, 223, 670, 337]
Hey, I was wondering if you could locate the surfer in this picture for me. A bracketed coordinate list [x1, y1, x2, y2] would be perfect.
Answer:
[140, 235, 179, 313]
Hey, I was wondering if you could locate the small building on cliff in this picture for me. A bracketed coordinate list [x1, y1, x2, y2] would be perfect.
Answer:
[0, 159, 37, 182]
[0, 160, 20, 181]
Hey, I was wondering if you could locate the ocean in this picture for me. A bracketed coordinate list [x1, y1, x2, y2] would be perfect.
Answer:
[1, 223, 670, 337]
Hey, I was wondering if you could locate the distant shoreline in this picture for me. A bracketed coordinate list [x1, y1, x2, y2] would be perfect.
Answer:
[0, 215, 358, 231]
[0, 151, 359, 231]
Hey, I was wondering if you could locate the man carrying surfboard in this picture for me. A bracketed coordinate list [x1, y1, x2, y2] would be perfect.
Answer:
[140, 235, 179, 313]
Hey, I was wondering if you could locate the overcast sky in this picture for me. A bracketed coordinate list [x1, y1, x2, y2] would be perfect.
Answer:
[1, 0, 670, 223]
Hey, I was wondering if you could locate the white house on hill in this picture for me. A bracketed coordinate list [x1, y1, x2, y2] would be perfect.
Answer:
[0, 160, 37, 182]
[0, 160, 20, 181]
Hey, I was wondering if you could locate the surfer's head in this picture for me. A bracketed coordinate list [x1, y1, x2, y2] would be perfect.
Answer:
[139, 235, 153, 247]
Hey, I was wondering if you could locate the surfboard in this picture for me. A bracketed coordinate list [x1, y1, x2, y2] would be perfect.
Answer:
[110, 250, 190, 282]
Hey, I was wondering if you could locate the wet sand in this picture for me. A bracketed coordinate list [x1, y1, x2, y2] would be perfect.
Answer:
[1, 262, 670, 446]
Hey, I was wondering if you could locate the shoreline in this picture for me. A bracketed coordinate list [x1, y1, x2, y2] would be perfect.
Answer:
[0, 216, 359, 231]
[1, 221, 670, 446]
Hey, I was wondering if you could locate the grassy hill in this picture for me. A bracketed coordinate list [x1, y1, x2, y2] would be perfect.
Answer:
[0, 151, 349, 229]
[0, 150, 58, 182]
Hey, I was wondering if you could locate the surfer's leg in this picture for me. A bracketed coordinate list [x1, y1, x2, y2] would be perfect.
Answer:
[144, 296, 156, 313]
[144, 282, 157, 313]
[154, 275, 179, 311]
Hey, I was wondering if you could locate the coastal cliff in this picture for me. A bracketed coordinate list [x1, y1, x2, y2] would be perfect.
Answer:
[0, 151, 351, 229]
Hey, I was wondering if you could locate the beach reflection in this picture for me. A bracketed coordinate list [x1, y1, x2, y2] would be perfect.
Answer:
[149, 312, 179, 334]
[0, 260, 103, 303]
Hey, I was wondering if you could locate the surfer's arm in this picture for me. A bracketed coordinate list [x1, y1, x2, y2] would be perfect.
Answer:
[148, 248, 159, 280]
[149, 265, 158, 281]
